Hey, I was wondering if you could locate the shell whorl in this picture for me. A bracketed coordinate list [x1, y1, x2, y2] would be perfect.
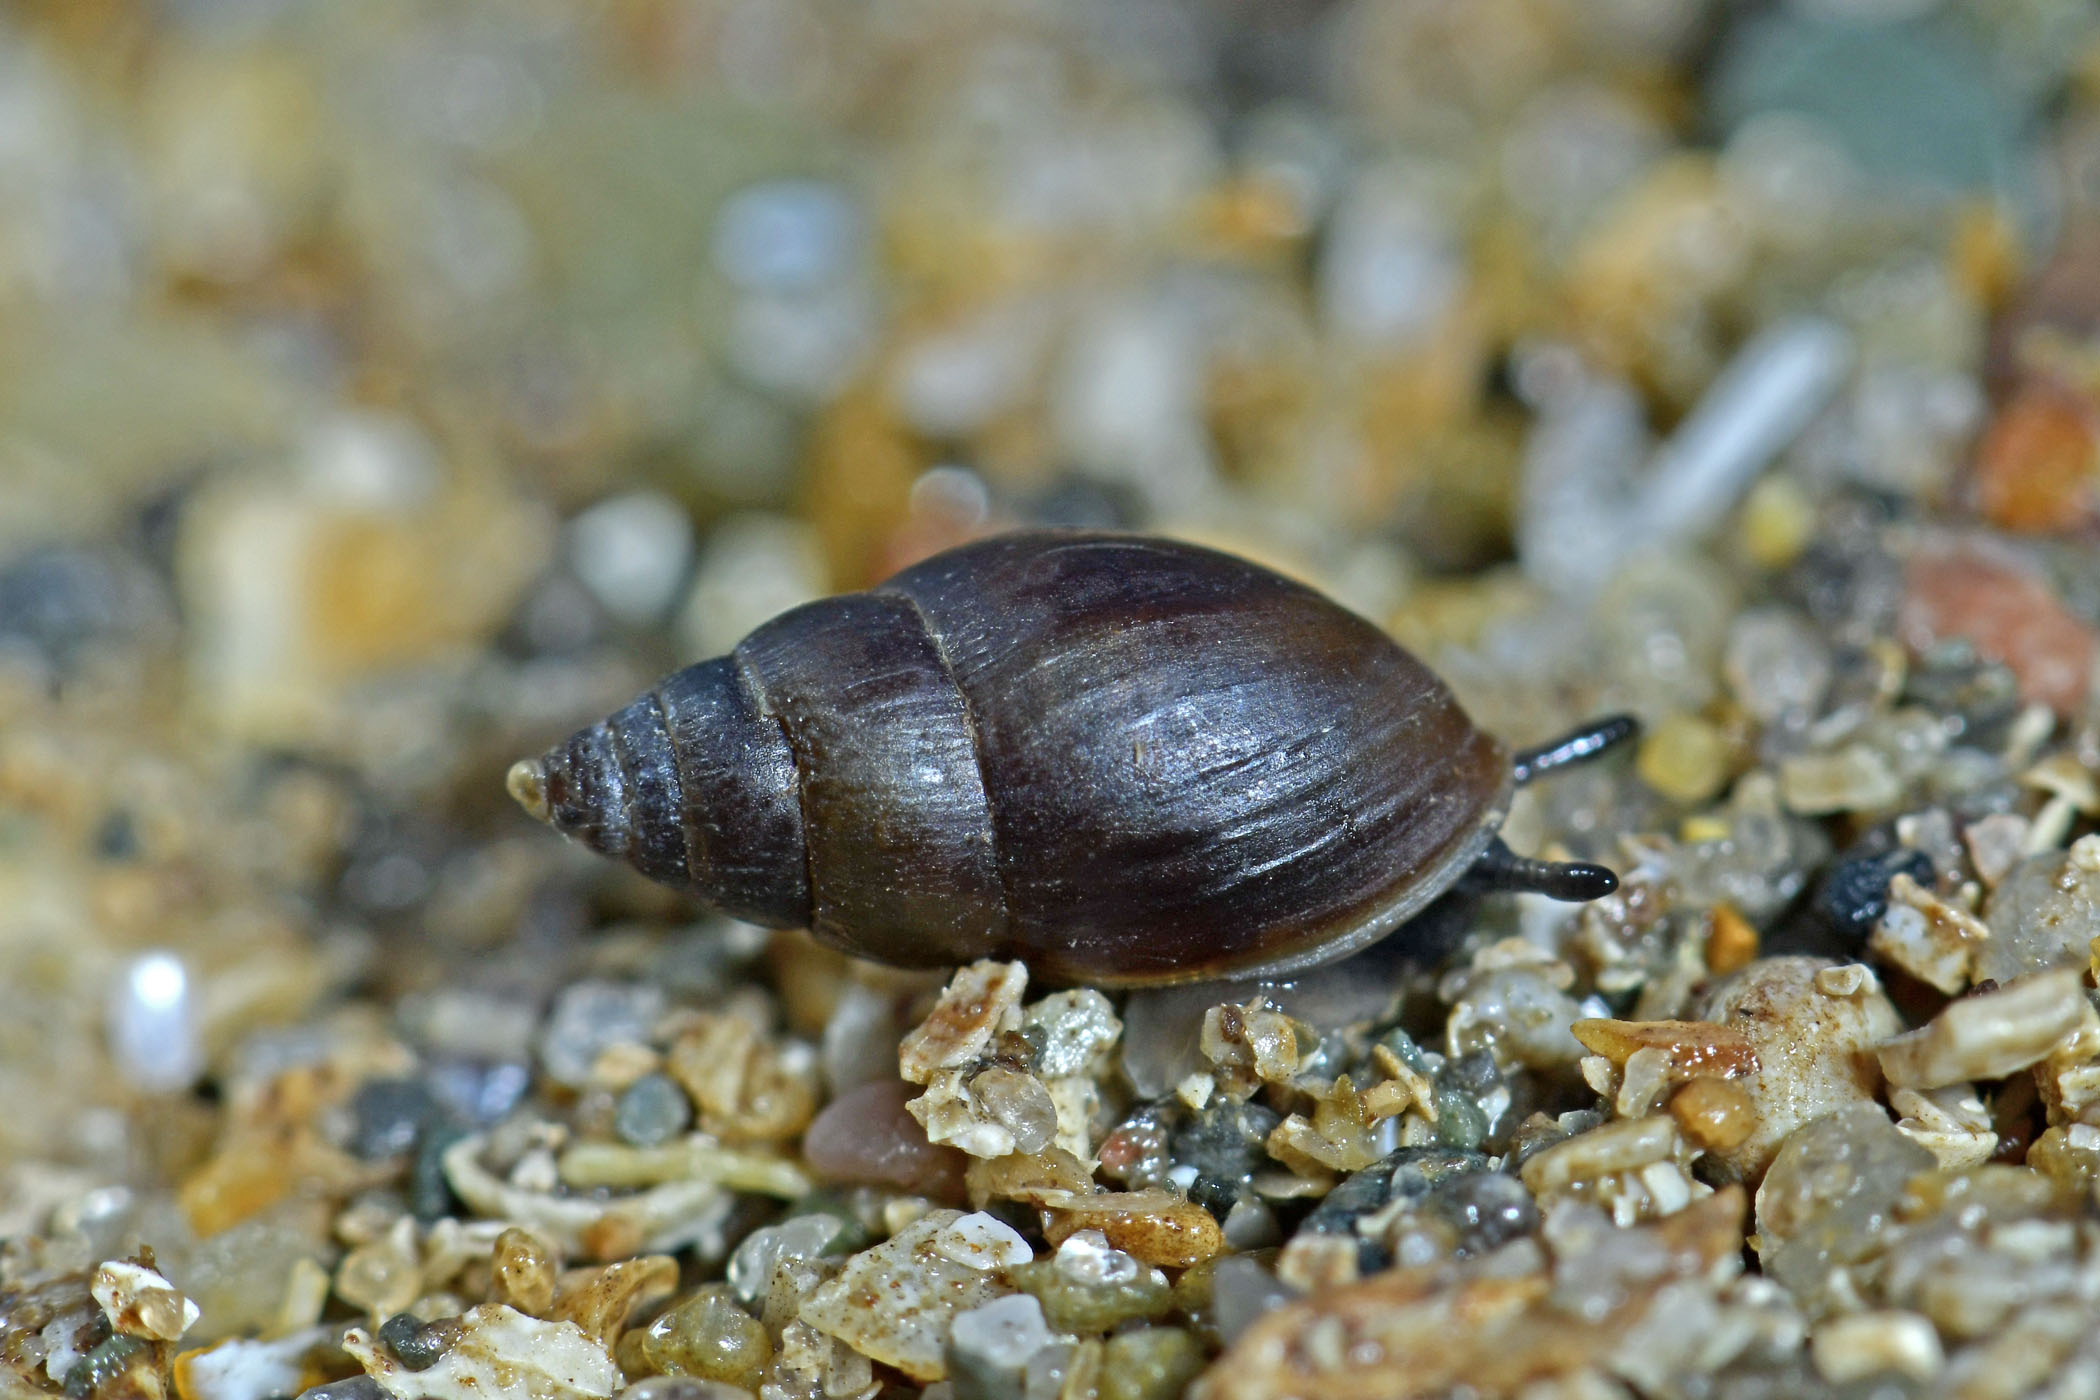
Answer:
[518, 655, 813, 928]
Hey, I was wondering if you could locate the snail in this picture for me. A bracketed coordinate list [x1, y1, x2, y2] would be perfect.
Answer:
[507, 531, 1634, 986]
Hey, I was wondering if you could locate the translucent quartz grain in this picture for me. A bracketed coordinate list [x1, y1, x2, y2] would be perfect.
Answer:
[639, 1288, 770, 1391]
[946, 1294, 1061, 1400]
[614, 1074, 694, 1148]
[1979, 840, 2100, 983]
[1099, 1328, 1206, 1400]
[537, 982, 664, 1090]
[1755, 1103, 1934, 1297]
[1006, 1232, 1171, 1334]
[797, 1210, 1016, 1383]
[488, 1228, 555, 1317]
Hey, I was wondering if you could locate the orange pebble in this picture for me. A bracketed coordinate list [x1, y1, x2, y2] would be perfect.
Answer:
[1900, 538, 2099, 717]
[1705, 903, 1759, 976]
[1670, 1076, 1757, 1151]
[1973, 383, 2098, 534]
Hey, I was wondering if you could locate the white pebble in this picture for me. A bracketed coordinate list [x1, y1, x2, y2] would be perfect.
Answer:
[727, 283, 874, 400]
[948, 1294, 1059, 1371]
[1810, 1309, 1943, 1384]
[678, 514, 826, 661]
[1515, 365, 1649, 594]
[1319, 167, 1463, 349]
[567, 491, 693, 627]
[1051, 301, 1214, 514]
[297, 411, 438, 509]
[1019, 989, 1121, 1078]
[711, 180, 862, 293]
[893, 302, 1052, 437]
[91, 1260, 199, 1341]
[165, 1328, 333, 1400]
[108, 952, 202, 1093]
[933, 1212, 1035, 1271]
[1052, 1230, 1143, 1287]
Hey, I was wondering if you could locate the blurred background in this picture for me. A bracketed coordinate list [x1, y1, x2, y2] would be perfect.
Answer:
[4, 0, 2100, 1251]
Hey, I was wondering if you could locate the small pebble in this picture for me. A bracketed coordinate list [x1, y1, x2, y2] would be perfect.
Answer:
[538, 982, 664, 1090]
[1979, 841, 2100, 982]
[712, 180, 861, 293]
[947, 1294, 1061, 1400]
[1007, 1232, 1170, 1334]
[1815, 847, 1934, 943]
[1700, 956, 1903, 1181]
[1810, 1309, 1945, 1385]
[1755, 1104, 1935, 1296]
[798, 1210, 1013, 1382]
[63, 1336, 150, 1399]
[1877, 969, 2092, 1089]
[378, 1313, 456, 1372]
[679, 515, 828, 661]
[968, 1066, 1058, 1155]
[1780, 744, 1902, 814]
[1043, 1196, 1225, 1270]
[1725, 606, 1833, 720]
[1430, 1086, 1490, 1151]
[639, 1287, 771, 1390]
[1021, 990, 1123, 1078]
[568, 492, 694, 627]
[410, 1122, 471, 1222]
[1099, 1327, 1206, 1400]
[1739, 475, 1818, 568]
[490, 1227, 557, 1318]
[1422, 1172, 1537, 1255]
[294, 1380, 388, 1400]
[90, 1260, 197, 1341]
[1168, 1099, 1281, 1218]
[614, 1074, 694, 1148]
[1303, 1148, 1489, 1273]
[424, 1059, 533, 1126]
[933, 1213, 1035, 1272]
[1705, 903, 1760, 974]
[336, 1221, 423, 1321]
[1205, 1255, 1294, 1344]
[1636, 713, 1731, 805]
[1669, 1076, 1757, 1150]
[346, 1077, 441, 1160]
[801, 1078, 968, 1201]
[726, 1213, 845, 1305]
[1900, 541, 2097, 717]
[1973, 382, 2099, 533]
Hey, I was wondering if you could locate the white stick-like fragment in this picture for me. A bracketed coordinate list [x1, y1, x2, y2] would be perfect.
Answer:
[1637, 316, 1853, 543]
[1517, 318, 1853, 593]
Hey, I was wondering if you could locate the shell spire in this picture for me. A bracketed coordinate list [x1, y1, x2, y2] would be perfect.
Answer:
[508, 657, 813, 929]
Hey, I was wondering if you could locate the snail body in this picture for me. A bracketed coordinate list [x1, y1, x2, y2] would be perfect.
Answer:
[510, 531, 1626, 986]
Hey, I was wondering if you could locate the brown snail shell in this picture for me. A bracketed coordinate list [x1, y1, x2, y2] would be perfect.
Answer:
[509, 530, 1620, 986]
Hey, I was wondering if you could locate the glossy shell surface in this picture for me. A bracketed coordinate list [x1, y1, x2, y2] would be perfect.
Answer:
[531, 532, 1511, 984]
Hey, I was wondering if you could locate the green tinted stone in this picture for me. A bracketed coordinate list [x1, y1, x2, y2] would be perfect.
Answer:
[1006, 1255, 1172, 1334]
[64, 1336, 150, 1400]
[1433, 1086, 1489, 1151]
[640, 1286, 772, 1390]
[1100, 1327, 1206, 1400]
